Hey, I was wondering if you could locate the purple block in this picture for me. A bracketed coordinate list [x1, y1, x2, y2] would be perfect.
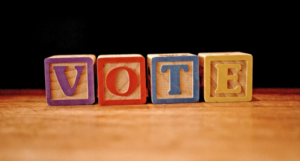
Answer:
[44, 55, 95, 105]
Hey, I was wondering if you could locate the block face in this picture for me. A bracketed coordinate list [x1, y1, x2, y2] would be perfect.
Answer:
[209, 60, 246, 97]
[103, 63, 141, 100]
[150, 55, 199, 104]
[49, 62, 88, 100]
[44, 56, 95, 105]
[97, 55, 147, 105]
[156, 61, 194, 99]
[199, 52, 252, 102]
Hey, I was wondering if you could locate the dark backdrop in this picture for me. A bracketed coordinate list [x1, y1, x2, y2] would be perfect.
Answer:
[1, 1, 299, 89]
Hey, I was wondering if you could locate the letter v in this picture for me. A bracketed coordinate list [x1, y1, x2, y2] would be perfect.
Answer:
[53, 66, 84, 96]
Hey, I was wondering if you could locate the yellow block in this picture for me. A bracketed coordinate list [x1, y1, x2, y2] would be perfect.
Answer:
[198, 52, 253, 102]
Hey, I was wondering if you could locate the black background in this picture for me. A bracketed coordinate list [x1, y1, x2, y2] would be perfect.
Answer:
[1, 1, 299, 89]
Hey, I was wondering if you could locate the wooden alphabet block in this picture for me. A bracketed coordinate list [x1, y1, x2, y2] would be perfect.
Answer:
[198, 52, 253, 102]
[97, 54, 147, 105]
[147, 53, 199, 104]
[44, 55, 96, 105]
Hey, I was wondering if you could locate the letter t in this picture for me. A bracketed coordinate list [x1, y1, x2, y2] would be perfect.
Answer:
[161, 65, 189, 95]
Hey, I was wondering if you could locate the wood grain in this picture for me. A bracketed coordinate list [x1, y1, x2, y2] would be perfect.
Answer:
[0, 89, 300, 161]
[51, 55, 96, 64]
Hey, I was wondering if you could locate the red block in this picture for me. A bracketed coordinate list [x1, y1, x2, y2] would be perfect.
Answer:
[97, 54, 147, 105]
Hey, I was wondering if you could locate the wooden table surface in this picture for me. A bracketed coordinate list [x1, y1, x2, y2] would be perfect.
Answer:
[1, 89, 300, 161]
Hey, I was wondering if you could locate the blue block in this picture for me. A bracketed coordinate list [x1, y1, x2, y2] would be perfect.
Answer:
[150, 55, 199, 104]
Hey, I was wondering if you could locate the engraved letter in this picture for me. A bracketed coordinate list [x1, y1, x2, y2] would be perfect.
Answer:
[215, 64, 241, 93]
[161, 65, 188, 95]
[106, 66, 139, 96]
[53, 66, 84, 96]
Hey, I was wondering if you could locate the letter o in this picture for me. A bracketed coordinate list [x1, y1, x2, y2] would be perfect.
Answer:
[106, 66, 139, 96]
